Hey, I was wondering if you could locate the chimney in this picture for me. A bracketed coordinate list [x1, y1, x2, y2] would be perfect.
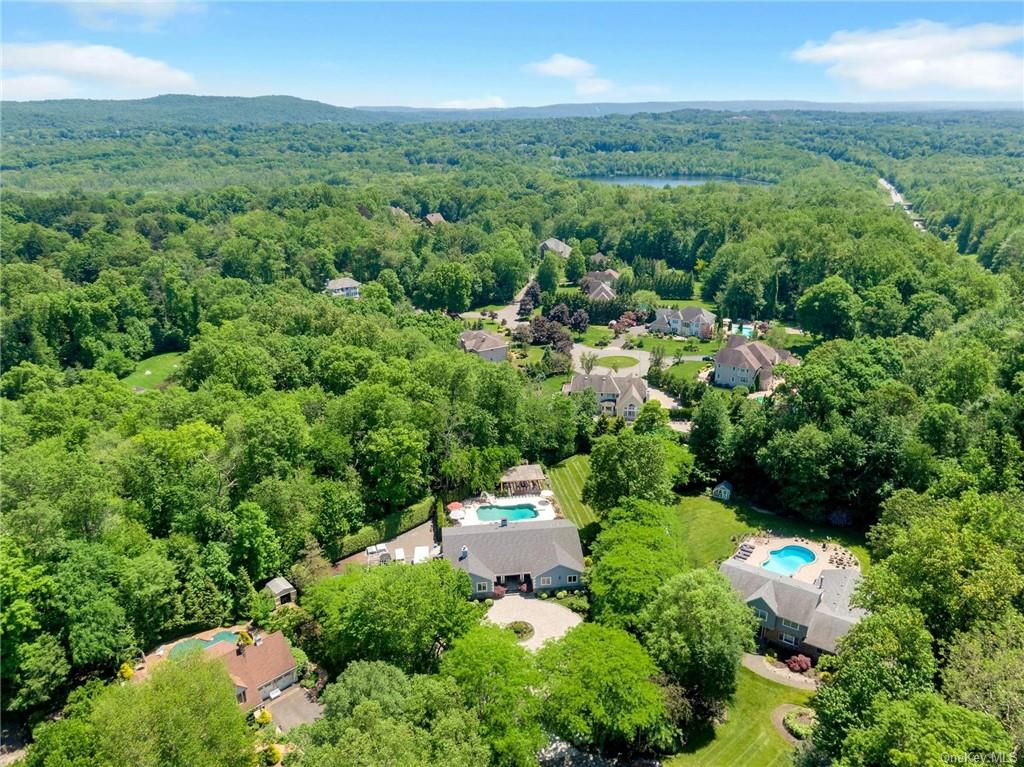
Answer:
[500, 517, 508, 527]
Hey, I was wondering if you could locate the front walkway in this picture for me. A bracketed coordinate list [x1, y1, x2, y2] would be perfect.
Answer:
[741, 652, 818, 690]
[486, 594, 581, 651]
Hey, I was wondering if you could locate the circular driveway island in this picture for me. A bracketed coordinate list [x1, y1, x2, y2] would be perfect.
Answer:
[486, 594, 582, 651]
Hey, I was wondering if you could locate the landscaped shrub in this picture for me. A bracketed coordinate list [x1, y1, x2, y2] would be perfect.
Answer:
[483, 598, 494, 607]
[506, 621, 535, 641]
[538, 591, 548, 599]
[556, 590, 568, 599]
[263, 744, 282, 765]
[338, 496, 434, 558]
[783, 709, 814, 740]
[786, 654, 813, 673]
[492, 585, 506, 599]
[555, 593, 590, 615]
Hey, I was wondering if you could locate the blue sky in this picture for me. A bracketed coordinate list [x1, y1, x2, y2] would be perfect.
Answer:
[2, 2, 1022, 105]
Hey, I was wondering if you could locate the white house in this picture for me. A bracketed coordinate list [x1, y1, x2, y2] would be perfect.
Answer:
[325, 277, 362, 299]
[459, 329, 509, 362]
[648, 307, 716, 338]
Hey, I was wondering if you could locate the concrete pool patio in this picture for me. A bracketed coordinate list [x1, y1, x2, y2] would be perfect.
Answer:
[455, 494, 559, 526]
[732, 535, 861, 583]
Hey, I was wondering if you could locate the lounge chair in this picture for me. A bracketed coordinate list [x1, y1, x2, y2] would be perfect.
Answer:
[394, 547, 406, 563]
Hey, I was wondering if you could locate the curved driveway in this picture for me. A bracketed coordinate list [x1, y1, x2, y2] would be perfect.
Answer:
[486, 594, 581, 651]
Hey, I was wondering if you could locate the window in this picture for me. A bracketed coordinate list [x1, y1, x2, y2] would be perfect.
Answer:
[780, 633, 797, 647]
[539, 576, 552, 587]
[755, 608, 769, 622]
[780, 618, 800, 631]
[567, 575, 578, 584]
[476, 582, 488, 593]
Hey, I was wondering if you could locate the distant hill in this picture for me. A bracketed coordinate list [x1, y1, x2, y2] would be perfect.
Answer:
[2, 94, 388, 130]
[358, 99, 1024, 121]
[4, 94, 1019, 132]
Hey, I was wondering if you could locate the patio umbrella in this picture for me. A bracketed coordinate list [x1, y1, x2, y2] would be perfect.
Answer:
[446, 501, 464, 511]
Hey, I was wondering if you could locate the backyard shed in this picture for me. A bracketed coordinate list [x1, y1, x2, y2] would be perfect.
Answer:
[263, 577, 297, 606]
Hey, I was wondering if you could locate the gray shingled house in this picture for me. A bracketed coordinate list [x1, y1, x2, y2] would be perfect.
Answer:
[719, 559, 866, 657]
[459, 329, 509, 362]
[442, 519, 584, 597]
[713, 335, 798, 391]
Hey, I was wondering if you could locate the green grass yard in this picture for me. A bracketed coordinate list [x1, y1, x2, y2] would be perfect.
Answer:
[664, 360, 711, 382]
[573, 324, 614, 347]
[673, 495, 870, 571]
[595, 355, 639, 371]
[639, 336, 722, 357]
[666, 668, 811, 767]
[655, 296, 717, 313]
[548, 455, 597, 528]
[122, 352, 183, 391]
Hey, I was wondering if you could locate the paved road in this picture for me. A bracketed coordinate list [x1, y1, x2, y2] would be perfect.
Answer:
[570, 340, 705, 376]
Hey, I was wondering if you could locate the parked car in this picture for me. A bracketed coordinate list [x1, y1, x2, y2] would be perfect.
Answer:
[702, 355, 714, 361]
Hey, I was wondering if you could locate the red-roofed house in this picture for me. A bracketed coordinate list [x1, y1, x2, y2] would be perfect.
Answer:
[205, 631, 298, 711]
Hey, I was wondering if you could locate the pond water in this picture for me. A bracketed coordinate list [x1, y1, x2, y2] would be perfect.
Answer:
[587, 175, 770, 188]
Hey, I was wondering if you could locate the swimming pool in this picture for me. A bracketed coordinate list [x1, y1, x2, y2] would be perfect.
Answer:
[475, 503, 539, 522]
[170, 630, 238, 659]
[762, 545, 816, 576]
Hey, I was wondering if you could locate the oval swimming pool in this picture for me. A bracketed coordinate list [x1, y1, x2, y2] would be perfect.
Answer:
[476, 503, 539, 522]
[762, 545, 816, 576]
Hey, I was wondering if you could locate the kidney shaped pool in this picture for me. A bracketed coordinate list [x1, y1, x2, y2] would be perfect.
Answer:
[762, 545, 816, 576]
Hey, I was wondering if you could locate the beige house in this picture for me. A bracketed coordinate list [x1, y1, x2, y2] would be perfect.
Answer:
[567, 372, 648, 422]
[648, 307, 716, 338]
[459, 330, 508, 362]
[713, 336, 798, 391]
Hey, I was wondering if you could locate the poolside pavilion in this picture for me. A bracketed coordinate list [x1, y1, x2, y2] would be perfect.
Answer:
[497, 464, 546, 496]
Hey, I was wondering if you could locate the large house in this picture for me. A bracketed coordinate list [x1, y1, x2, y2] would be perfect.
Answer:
[719, 559, 866, 657]
[713, 335, 797, 390]
[324, 277, 362, 299]
[459, 329, 508, 362]
[566, 372, 648, 422]
[443, 519, 584, 597]
[539, 237, 572, 259]
[205, 631, 298, 711]
[586, 281, 616, 301]
[580, 269, 619, 292]
[648, 307, 716, 339]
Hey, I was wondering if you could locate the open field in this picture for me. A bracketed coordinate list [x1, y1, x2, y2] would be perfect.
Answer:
[122, 352, 183, 391]
[674, 495, 871, 571]
[666, 667, 811, 767]
[549, 455, 597, 529]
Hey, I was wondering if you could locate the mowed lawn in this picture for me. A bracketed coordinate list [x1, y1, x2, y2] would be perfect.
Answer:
[548, 455, 597, 528]
[666, 667, 811, 767]
[674, 495, 871, 571]
[595, 355, 639, 370]
[122, 352, 183, 391]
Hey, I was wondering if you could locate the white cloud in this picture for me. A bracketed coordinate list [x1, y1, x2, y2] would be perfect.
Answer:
[1, 74, 76, 101]
[524, 53, 596, 79]
[575, 77, 613, 95]
[64, 1, 204, 32]
[437, 95, 507, 110]
[793, 20, 1024, 94]
[2, 42, 194, 96]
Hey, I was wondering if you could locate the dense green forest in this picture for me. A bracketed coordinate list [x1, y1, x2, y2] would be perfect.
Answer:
[3, 102, 1023, 767]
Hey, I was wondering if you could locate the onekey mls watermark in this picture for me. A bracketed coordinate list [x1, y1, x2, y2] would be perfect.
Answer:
[942, 753, 1014, 764]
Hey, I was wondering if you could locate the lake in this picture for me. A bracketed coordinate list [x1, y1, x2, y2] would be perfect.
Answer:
[587, 175, 770, 188]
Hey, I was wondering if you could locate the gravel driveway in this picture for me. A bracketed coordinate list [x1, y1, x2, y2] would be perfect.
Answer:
[486, 594, 582, 651]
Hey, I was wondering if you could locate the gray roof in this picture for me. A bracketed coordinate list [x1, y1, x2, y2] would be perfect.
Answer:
[264, 577, 295, 596]
[460, 329, 508, 353]
[442, 519, 584, 580]
[719, 559, 865, 653]
[540, 238, 572, 258]
[425, 212, 446, 225]
[714, 337, 795, 373]
[587, 282, 616, 301]
[499, 464, 546, 484]
[325, 277, 361, 290]
[568, 373, 647, 402]
[681, 306, 716, 324]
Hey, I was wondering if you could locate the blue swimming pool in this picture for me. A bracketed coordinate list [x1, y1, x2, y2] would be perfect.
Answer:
[170, 630, 238, 659]
[762, 545, 816, 576]
[476, 503, 539, 522]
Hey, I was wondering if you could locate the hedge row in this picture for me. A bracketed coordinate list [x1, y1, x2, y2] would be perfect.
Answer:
[338, 496, 435, 558]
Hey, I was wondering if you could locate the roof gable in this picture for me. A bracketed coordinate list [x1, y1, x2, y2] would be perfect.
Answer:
[442, 520, 584, 579]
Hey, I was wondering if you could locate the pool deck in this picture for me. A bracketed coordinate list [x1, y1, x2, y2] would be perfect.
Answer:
[456, 494, 559, 527]
[733, 535, 860, 584]
[134, 622, 249, 683]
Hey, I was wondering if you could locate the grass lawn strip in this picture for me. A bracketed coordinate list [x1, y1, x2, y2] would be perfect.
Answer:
[548, 455, 597, 527]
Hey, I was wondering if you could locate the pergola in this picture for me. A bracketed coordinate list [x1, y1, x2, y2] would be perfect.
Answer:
[497, 464, 546, 496]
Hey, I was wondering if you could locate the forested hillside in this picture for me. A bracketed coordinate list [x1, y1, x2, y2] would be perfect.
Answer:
[3, 102, 1023, 767]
